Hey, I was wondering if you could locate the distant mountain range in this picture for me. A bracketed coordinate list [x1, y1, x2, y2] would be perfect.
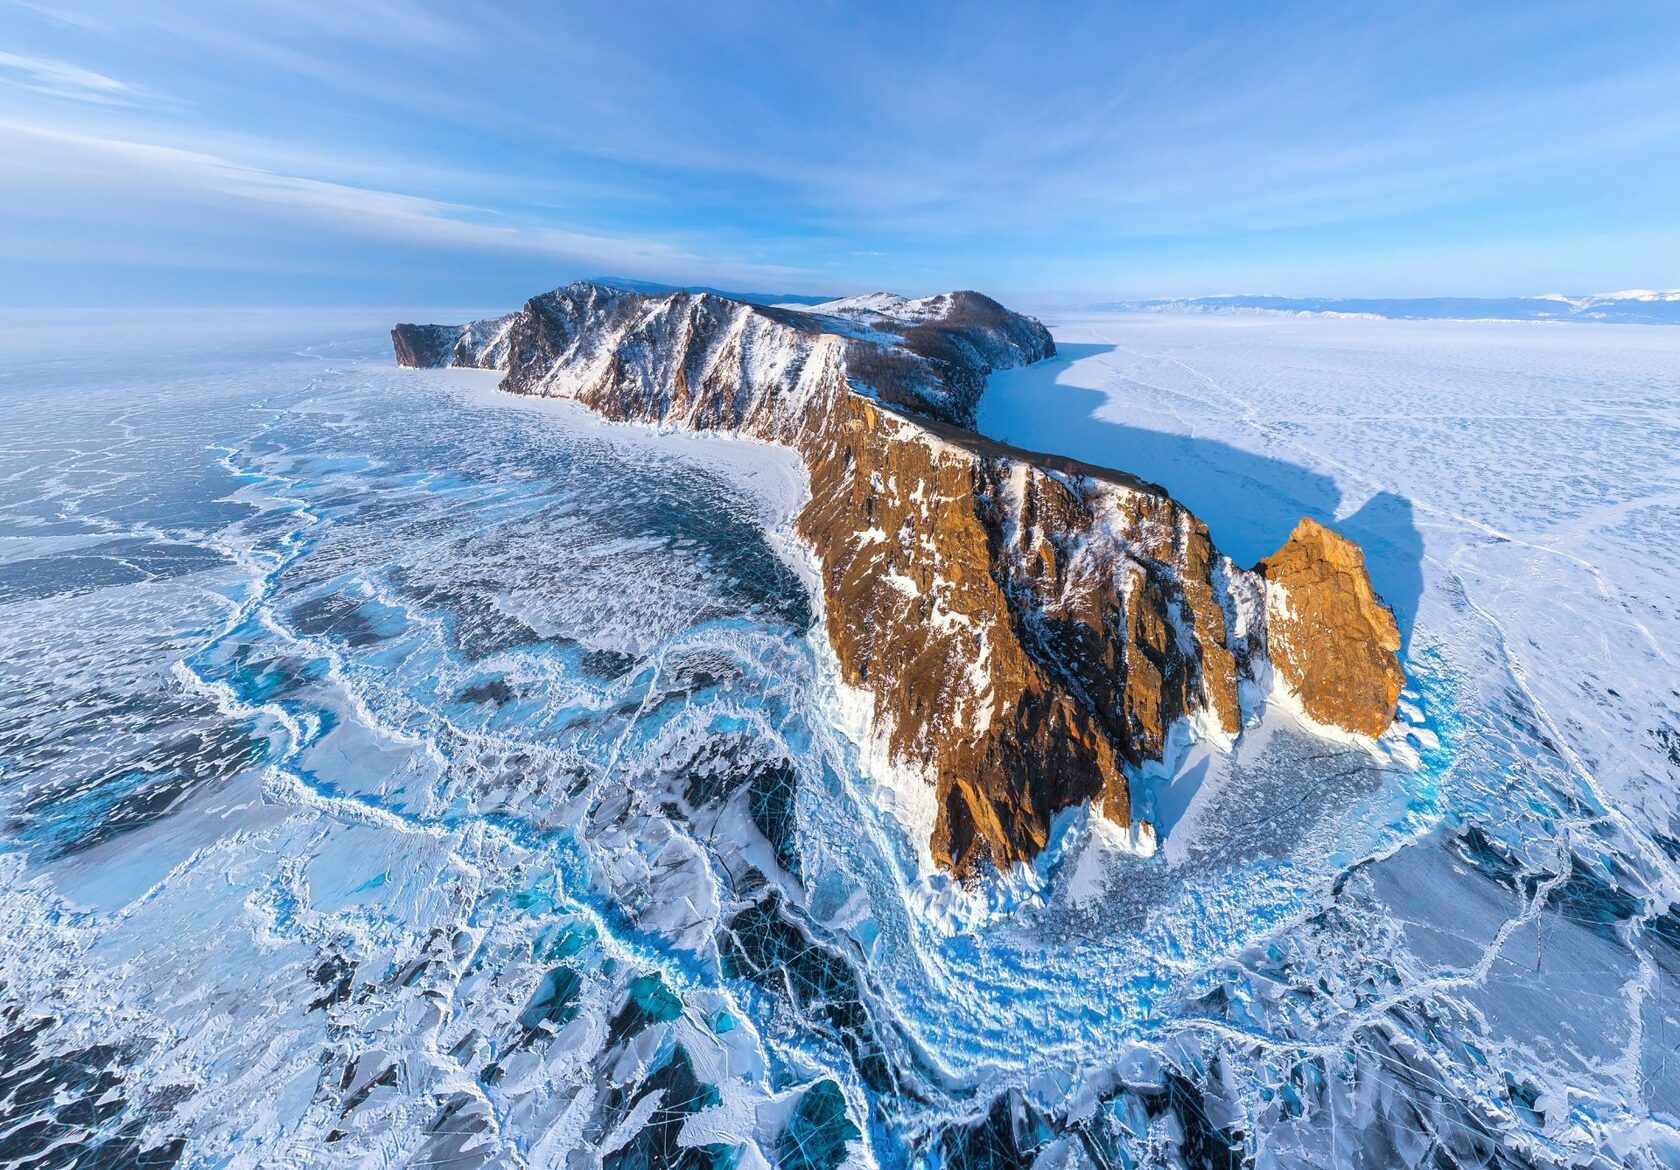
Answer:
[1092, 290, 1680, 325]
[592, 279, 1680, 323]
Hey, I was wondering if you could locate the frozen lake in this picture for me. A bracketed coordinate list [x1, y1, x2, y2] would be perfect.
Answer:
[2, 310, 1677, 1168]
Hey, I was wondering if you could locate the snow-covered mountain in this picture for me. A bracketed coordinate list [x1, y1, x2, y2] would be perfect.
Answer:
[588, 274, 836, 306]
[1098, 291, 1680, 324]
[395, 282, 1404, 876]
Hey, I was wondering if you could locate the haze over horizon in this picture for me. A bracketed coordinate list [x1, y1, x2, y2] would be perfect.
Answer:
[3, 0, 1678, 307]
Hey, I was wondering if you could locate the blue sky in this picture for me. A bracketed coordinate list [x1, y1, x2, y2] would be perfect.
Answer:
[2, 1, 1677, 306]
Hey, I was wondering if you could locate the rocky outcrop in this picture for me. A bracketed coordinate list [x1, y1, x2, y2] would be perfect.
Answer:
[796, 401, 1263, 872]
[395, 282, 1403, 877]
[1256, 518, 1405, 738]
[392, 315, 515, 371]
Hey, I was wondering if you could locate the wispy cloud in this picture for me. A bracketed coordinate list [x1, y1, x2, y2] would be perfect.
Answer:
[0, 118, 812, 286]
[0, 49, 135, 105]
[3, 1, 1679, 302]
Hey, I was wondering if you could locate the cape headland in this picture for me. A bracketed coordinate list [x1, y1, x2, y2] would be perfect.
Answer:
[395, 282, 1405, 877]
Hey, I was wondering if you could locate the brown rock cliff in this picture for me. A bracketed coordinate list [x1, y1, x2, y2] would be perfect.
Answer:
[1255, 518, 1404, 739]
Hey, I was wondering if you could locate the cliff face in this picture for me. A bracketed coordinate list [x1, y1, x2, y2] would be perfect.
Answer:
[795, 400, 1261, 872]
[395, 282, 1403, 877]
[392, 315, 516, 371]
[1257, 519, 1405, 738]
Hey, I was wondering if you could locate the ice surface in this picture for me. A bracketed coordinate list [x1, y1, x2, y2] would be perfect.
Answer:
[1, 310, 1677, 1167]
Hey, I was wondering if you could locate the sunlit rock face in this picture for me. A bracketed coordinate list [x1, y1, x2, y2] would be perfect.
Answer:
[1257, 517, 1406, 738]
[799, 402, 1260, 875]
[395, 282, 1403, 877]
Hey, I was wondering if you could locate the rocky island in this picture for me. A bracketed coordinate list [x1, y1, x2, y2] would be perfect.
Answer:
[395, 282, 1404, 877]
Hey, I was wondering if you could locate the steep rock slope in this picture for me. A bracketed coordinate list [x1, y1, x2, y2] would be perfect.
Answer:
[395, 282, 1402, 877]
[1257, 519, 1405, 738]
[392, 314, 517, 370]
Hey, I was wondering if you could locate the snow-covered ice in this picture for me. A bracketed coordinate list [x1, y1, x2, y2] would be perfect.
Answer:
[2, 309, 1677, 1167]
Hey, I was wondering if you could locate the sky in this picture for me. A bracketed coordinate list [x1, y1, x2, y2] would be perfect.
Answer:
[2, 0, 1678, 307]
